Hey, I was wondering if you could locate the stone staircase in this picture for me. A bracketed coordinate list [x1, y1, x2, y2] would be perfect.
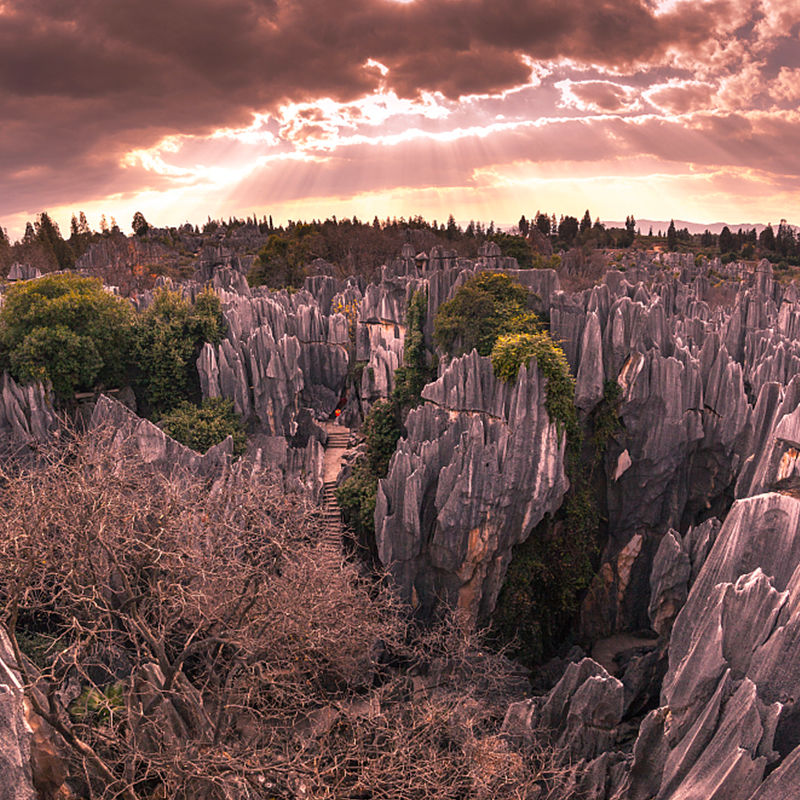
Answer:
[319, 424, 351, 556]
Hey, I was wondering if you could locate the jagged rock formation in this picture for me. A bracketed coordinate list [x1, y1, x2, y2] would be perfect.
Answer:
[504, 657, 628, 798]
[192, 243, 249, 283]
[606, 492, 800, 799]
[375, 350, 568, 622]
[9, 240, 800, 797]
[90, 394, 234, 476]
[0, 627, 68, 800]
[0, 629, 35, 799]
[0, 373, 58, 453]
[88, 395, 324, 498]
[6, 262, 41, 282]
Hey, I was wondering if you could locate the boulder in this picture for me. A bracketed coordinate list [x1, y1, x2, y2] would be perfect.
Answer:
[503, 658, 625, 762]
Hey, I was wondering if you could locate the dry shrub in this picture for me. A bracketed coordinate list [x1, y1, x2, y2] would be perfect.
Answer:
[0, 428, 568, 799]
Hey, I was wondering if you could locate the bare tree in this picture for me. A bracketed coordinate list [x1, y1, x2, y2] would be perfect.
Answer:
[0, 429, 568, 799]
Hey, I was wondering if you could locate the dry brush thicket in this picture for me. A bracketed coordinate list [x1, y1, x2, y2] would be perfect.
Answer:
[0, 430, 569, 799]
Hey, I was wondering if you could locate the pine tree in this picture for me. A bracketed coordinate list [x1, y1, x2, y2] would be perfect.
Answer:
[132, 211, 149, 237]
[759, 224, 775, 251]
[667, 220, 677, 251]
[719, 226, 734, 253]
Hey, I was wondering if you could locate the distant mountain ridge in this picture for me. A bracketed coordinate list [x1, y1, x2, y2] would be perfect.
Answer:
[603, 218, 798, 235]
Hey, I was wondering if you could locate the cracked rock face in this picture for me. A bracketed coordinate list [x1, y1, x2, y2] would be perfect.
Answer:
[0, 630, 35, 800]
[375, 350, 568, 623]
[616, 492, 800, 800]
[90, 395, 234, 476]
[0, 373, 58, 453]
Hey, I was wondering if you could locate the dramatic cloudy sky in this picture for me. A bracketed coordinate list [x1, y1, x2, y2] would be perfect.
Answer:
[1, 0, 799, 238]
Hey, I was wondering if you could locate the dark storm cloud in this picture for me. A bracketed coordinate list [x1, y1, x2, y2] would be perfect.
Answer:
[0, 0, 731, 217]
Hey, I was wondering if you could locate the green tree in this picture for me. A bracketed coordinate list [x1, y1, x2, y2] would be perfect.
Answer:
[0, 273, 134, 397]
[336, 398, 404, 541]
[433, 272, 538, 357]
[159, 398, 247, 455]
[0, 226, 10, 275]
[557, 215, 579, 246]
[534, 212, 551, 237]
[489, 231, 534, 268]
[667, 219, 678, 251]
[34, 212, 74, 270]
[248, 233, 313, 289]
[132, 287, 225, 415]
[338, 291, 433, 542]
[719, 225, 734, 254]
[132, 211, 150, 237]
[445, 214, 460, 240]
[759, 224, 776, 252]
[624, 215, 636, 246]
[777, 219, 796, 258]
[490, 332, 576, 437]
[392, 290, 434, 410]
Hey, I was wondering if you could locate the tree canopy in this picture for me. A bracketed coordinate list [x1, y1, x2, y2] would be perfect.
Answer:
[0, 273, 133, 397]
[433, 272, 539, 358]
[159, 397, 247, 455]
[131, 287, 226, 416]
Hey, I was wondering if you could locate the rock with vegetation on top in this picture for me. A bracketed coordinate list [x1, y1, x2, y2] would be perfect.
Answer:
[375, 350, 568, 623]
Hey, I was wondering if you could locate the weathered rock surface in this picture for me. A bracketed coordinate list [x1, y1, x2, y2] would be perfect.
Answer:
[0, 373, 58, 453]
[514, 658, 624, 760]
[504, 658, 626, 796]
[90, 394, 234, 475]
[6, 262, 41, 282]
[0, 629, 35, 800]
[375, 350, 568, 622]
[614, 492, 800, 800]
[14, 243, 800, 797]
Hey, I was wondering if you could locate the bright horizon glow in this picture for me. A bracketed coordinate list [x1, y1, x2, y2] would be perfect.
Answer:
[2, 0, 799, 241]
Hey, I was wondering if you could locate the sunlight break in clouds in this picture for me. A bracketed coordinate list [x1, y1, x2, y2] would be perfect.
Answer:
[1, 0, 799, 238]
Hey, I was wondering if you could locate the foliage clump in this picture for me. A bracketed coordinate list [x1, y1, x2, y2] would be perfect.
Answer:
[159, 398, 247, 456]
[0, 273, 133, 397]
[492, 379, 623, 664]
[392, 289, 433, 409]
[490, 331, 577, 437]
[247, 229, 318, 289]
[434, 271, 539, 358]
[489, 231, 534, 267]
[337, 398, 404, 543]
[131, 287, 225, 415]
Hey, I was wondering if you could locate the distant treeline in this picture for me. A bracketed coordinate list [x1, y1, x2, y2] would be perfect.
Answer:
[2, 207, 799, 280]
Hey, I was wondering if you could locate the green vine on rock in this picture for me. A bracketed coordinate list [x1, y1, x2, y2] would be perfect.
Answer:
[490, 331, 577, 439]
[491, 373, 623, 666]
[337, 290, 433, 543]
